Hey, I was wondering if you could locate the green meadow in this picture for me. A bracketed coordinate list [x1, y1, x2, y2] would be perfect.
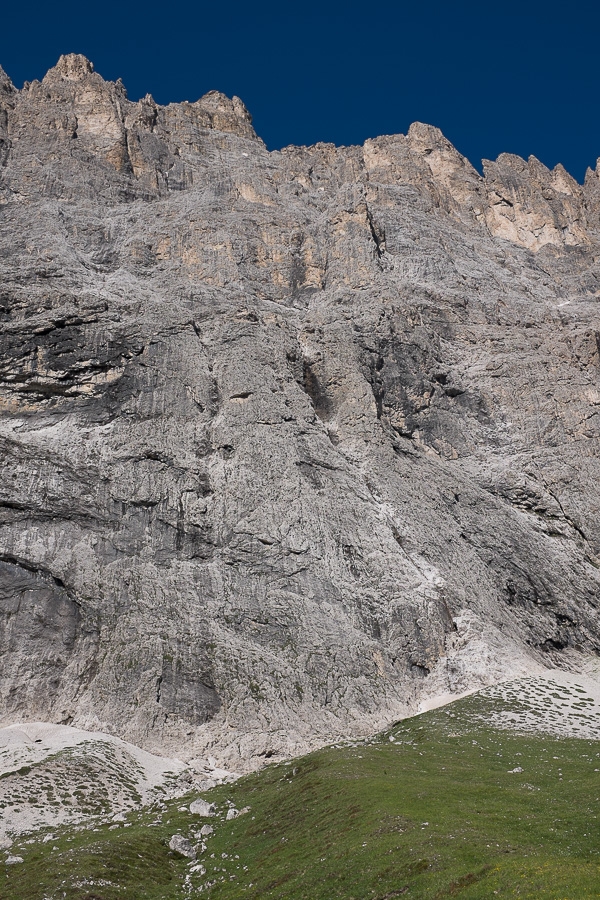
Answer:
[3, 690, 600, 900]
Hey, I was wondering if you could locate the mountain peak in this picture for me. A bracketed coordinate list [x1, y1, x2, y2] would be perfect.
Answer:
[0, 64, 15, 93]
[44, 53, 94, 82]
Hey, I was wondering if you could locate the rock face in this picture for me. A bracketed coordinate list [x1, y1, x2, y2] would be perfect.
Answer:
[1, 54, 600, 766]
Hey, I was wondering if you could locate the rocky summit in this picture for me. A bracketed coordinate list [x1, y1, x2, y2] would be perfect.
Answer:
[1, 53, 600, 769]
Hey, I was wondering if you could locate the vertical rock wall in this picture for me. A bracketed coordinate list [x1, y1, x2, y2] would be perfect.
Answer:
[1, 55, 600, 765]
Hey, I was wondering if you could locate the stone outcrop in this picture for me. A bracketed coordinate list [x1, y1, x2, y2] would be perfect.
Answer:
[1, 54, 600, 766]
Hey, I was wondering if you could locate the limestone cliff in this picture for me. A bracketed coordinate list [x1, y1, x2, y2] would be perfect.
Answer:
[1, 55, 600, 766]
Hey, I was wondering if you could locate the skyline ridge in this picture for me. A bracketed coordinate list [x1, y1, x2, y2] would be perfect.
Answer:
[1, 52, 598, 187]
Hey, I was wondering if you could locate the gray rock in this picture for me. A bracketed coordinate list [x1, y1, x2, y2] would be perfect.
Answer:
[190, 799, 215, 817]
[1, 54, 600, 767]
[168, 834, 196, 859]
[5, 856, 24, 865]
[200, 824, 213, 836]
[225, 808, 238, 821]
[195, 779, 218, 791]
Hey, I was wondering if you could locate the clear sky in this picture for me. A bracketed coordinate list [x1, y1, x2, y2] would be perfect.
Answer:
[1, 0, 597, 182]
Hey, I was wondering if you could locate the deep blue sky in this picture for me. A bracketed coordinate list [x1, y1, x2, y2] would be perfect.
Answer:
[1, 0, 598, 182]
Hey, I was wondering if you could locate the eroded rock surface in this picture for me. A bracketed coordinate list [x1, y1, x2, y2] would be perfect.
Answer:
[1, 54, 600, 766]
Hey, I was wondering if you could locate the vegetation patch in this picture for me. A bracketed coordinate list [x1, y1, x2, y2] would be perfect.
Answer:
[3, 687, 600, 899]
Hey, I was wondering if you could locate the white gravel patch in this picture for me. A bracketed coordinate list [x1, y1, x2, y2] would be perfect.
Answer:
[0, 722, 186, 783]
[461, 668, 600, 739]
[0, 722, 235, 843]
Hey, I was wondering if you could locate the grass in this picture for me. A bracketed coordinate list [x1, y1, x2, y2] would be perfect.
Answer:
[2, 690, 600, 900]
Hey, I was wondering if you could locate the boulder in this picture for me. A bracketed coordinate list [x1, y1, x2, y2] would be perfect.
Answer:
[190, 799, 215, 817]
[169, 834, 196, 859]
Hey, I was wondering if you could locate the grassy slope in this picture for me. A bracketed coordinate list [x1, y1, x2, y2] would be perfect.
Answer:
[3, 693, 600, 900]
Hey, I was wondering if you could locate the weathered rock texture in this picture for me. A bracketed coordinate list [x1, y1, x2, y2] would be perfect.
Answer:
[1, 54, 600, 766]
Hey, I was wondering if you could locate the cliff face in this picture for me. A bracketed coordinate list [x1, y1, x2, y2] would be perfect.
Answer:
[1, 54, 600, 766]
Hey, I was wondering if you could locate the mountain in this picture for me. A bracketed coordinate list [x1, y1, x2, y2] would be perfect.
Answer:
[1, 54, 600, 769]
